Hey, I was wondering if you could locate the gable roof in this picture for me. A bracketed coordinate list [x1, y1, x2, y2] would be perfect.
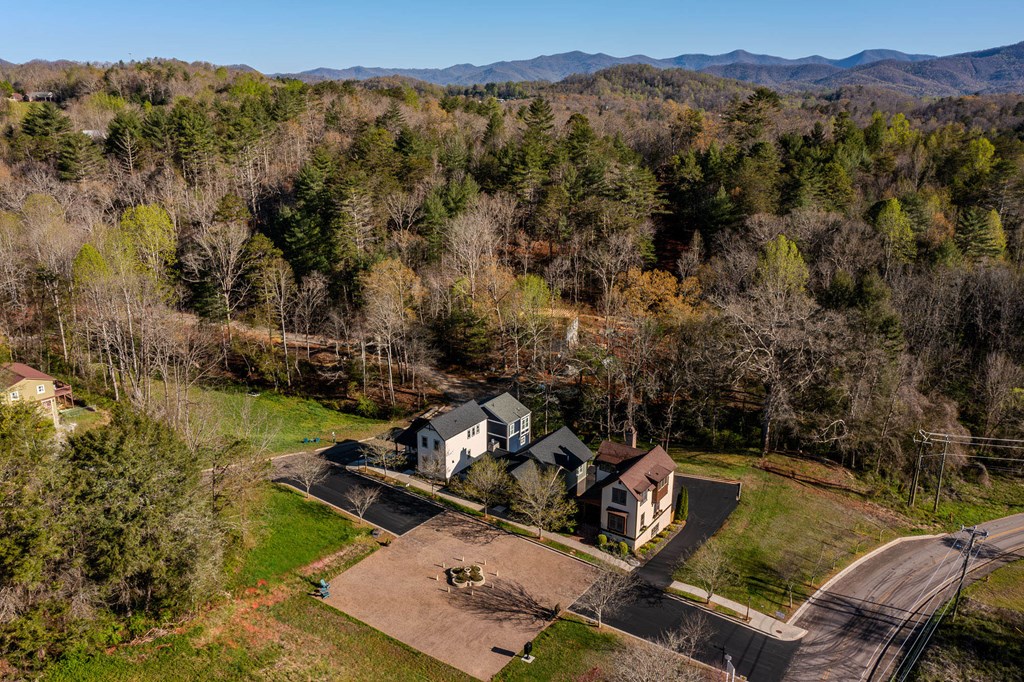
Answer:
[1, 362, 55, 389]
[616, 446, 676, 500]
[480, 392, 530, 424]
[427, 400, 488, 440]
[395, 417, 430, 448]
[596, 440, 647, 467]
[522, 426, 594, 471]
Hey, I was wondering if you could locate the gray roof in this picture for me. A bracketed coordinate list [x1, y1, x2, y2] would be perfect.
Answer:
[428, 400, 488, 440]
[480, 392, 531, 424]
[522, 426, 594, 471]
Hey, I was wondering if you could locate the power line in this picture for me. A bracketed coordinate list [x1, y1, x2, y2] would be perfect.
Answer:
[890, 528, 986, 681]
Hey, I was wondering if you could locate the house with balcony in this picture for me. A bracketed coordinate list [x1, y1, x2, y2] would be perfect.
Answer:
[585, 443, 677, 550]
[480, 392, 531, 453]
[0, 363, 73, 426]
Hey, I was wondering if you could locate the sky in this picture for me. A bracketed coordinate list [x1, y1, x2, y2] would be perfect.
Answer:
[4, 0, 1024, 73]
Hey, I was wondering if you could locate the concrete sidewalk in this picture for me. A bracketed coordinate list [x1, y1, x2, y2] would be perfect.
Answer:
[669, 581, 807, 642]
[350, 463, 633, 570]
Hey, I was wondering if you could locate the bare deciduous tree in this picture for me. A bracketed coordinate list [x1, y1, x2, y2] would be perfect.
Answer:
[510, 461, 577, 539]
[452, 454, 512, 517]
[575, 569, 638, 629]
[684, 542, 735, 604]
[343, 485, 381, 520]
[614, 613, 713, 682]
[289, 452, 331, 498]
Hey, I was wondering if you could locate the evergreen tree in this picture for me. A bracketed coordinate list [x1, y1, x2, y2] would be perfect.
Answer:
[57, 132, 103, 182]
[956, 207, 1006, 261]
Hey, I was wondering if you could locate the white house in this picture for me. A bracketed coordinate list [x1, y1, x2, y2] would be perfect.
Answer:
[480, 392, 531, 452]
[415, 400, 489, 480]
[597, 445, 676, 550]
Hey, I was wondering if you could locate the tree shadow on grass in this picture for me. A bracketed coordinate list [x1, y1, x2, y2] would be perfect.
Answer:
[451, 578, 554, 625]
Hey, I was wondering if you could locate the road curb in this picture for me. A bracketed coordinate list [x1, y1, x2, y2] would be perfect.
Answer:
[790, 532, 945, 625]
[566, 616, 746, 680]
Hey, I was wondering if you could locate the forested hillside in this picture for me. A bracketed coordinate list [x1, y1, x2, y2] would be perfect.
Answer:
[1, 58, 1024, 671]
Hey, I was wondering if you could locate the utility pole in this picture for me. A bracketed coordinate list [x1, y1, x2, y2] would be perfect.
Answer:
[932, 440, 948, 514]
[909, 440, 925, 508]
[952, 526, 988, 621]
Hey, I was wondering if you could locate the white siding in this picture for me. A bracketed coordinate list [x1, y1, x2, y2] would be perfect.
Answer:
[416, 420, 488, 479]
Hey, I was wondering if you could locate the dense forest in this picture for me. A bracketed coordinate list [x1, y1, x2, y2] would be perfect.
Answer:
[1, 57, 1024, 668]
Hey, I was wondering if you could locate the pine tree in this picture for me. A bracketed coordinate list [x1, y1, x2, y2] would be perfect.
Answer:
[956, 207, 1006, 261]
[57, 132, 103, 182]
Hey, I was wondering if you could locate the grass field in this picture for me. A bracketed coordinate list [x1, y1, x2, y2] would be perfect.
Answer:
[152, 382, 396, 455]
[910, 560, 1024, 681]
[45, 485, 471, 682]
[230, 486, 367, 589]
[670, 449, 915, 616]
[493, 617, 619, 682]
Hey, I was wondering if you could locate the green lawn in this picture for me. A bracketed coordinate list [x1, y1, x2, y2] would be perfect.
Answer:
[910, 560, 1024, 681]
[494, 617, 619, 682]
[670, 449, 914, 616]
[231, 485, 366, 588]
[154, 382, 396, 455]
[45, 484, 469, 682]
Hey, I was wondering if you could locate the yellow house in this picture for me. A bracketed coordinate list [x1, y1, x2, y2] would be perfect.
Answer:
[0, 363, 73, 425]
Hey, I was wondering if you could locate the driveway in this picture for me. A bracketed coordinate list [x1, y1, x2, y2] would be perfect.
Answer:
[638, 475, 741, 588]
[273, 444, 443, 535]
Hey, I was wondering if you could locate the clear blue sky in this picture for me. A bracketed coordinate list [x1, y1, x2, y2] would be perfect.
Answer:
[4, 1, 1023, 73]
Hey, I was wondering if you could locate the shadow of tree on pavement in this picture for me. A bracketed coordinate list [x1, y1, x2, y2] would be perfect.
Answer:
[451, 578, 554, 625]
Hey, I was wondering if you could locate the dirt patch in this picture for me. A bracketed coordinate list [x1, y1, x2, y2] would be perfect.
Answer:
[322, 512, 598, 680]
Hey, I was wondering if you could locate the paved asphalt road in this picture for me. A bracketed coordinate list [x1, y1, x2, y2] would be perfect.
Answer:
[273, 442, 442, 536]
[580, 584, 799, 682]
[787, 512, 1024, 681]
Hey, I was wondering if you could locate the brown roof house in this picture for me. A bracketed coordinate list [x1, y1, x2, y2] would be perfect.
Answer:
[592, 443, 677, 550]
[0, 363, 73, 425]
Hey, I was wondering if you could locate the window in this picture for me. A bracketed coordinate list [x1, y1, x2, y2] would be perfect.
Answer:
[421, 435, 428, 448]
[652, 522, 659, 535]
[640, 512, 646, 529]
[519, 434, 527, 446]
[606, 511, 626, 535]
[611, 487, 627, 505]
[433, 440, 441, 452]
[36, 384, 45, 394]
[522, 414, 530, 431]
[9, 391, 18, 401]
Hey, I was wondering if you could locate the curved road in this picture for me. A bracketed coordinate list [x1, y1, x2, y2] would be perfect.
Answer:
[787, 512, 1024, 681]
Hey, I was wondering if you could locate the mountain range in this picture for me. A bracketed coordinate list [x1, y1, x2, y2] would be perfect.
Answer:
[278, 42, 1024, 96]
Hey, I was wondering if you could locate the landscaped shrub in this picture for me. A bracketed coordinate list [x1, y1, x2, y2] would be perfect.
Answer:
[617, 541, 629, 557]
[677, 486, 689, 521]
[597, 534, 608, 547]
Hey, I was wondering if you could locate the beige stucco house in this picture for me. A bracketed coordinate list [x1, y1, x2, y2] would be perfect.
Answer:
[0, 363, 73, 425]
[594, 444, 677, 550]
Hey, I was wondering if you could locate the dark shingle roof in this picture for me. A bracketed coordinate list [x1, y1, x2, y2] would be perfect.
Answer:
[522, 426, 593, 471]
[395, 417, 430, 448]
[596, 441, 646, 466]
[617, 446, 676, 500]
[480, 392, 530, 424]
[428, 401, 488, 440]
